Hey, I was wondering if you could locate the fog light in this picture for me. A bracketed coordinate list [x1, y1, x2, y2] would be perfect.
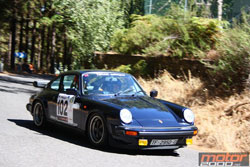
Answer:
[138, 139, 148, 146]
[186, 138, 193, 145]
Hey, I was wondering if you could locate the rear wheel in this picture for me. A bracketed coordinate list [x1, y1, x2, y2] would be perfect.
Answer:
[33, 102, 46, 127]
[87, 113, 108, 147]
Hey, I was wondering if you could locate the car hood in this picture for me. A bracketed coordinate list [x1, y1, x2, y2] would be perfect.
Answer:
[102, 96, 181, 127]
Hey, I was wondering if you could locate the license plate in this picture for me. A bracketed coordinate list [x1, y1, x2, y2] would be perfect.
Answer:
[150, 139, 178, 146]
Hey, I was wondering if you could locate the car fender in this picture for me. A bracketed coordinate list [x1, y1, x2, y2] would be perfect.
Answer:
[32, 96, 49, 117]
[157, 99, 186, 120]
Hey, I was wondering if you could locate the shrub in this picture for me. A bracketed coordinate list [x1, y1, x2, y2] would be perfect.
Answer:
[113, 64, 132, 74]
[111, 14, 165, 55]
[208, 13, 250, 93]
[132, 60, 148, 77]
[113, 60, 148, 77]
[111, 5, 221, 58]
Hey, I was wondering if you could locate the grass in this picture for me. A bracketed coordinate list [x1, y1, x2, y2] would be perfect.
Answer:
[138, 71, 205, 106]
[138, 71, 250, 152]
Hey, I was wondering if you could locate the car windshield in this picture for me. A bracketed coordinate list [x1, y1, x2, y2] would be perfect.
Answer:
[82, 72, 145, 96]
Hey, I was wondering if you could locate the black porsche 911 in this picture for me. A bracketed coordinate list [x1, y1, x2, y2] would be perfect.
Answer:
[26, 70, 197, 150]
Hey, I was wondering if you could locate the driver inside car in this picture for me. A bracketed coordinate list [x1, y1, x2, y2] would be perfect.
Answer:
[102, 78, 121, 94]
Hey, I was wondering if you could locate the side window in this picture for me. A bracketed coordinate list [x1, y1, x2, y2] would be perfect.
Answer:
[71, 75, 79, 90]
[62, 75, 79, 91]
[50, 77, 61, 90]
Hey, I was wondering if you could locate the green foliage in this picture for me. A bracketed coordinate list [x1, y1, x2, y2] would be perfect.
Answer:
[170, 17, 221, 58]
[113, 59, 148, 77]
[53, 0, 125, 68]
[209, 13, 250, 92]
[39, 17, 53, 26]
[120, 0, 144, 27]
[111, 5, 222, 58]
[133, 59, 148, 77]
[113, 64, 132, 74]
[111, 14, 169, 55]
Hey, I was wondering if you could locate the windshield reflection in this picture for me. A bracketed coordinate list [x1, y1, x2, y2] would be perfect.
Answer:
[82, 72, 145, 96]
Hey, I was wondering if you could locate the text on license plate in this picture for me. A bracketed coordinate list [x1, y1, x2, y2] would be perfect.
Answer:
[150, 139, 178, 146]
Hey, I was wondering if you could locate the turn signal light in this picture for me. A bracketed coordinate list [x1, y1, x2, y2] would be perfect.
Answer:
[125, 130, 138, 136]
[193, 130, 198, 135]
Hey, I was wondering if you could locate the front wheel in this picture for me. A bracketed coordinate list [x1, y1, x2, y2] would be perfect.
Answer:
[33, 102, 46, 127]
[87, 113, 108, 147]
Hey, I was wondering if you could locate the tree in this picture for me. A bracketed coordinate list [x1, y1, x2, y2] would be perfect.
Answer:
[0, 0, 13, 67]
[18, 15, 24, 52]
[53, 0, 125, 68]
[121, 0, 144, 26]
[218, 0, 223, 21]
[10, 0, 18, 70]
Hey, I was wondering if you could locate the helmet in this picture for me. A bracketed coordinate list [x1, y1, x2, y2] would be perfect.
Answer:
[102, 77, 121, 94]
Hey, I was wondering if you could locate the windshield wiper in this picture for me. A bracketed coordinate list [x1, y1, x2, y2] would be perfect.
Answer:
[131, 90, 144, 96]
[114, 88, 134, 96]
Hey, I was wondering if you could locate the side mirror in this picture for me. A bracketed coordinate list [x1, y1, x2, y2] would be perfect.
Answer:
[150, 90, 158, 98]
[66, 88, 78, 96]
[33, 81, 48, 88]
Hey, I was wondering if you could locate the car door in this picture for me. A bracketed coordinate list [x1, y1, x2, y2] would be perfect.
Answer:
[47, 76, 62, 121]
[56, 74, 80, 126]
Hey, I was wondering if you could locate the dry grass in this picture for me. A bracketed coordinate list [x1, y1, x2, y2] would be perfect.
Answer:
[138, 71, 250, 152]
[193, 91, 250, 152]
[138, 71, 206, 106]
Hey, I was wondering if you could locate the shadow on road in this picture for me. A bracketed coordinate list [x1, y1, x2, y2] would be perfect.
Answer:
[0, 84, 38, 94]
[8, 119, 180, 157]
[0, 75, 40, 94]
[0, 75, 33, 86]
[2, 72, 54, 80]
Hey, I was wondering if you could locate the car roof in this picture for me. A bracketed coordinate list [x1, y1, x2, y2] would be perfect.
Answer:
[60, 69, 128, 76]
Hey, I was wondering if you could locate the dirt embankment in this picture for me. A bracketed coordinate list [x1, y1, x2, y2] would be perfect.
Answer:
[138, 71, 250, 152]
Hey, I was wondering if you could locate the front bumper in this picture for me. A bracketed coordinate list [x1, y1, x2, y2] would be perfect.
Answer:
[26, 103, 32, 113]
[109, 125, 197, 150]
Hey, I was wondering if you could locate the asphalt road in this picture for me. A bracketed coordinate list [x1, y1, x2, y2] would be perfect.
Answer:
[0, 73, 199, 167]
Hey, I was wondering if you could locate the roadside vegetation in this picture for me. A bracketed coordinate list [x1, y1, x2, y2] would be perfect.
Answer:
[111, 8, 250, 94]
[111, 5, 222, 58]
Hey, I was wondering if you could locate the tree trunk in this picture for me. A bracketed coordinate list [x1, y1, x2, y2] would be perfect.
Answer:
[39, 0, 46, 71]
[129, 0, 134, 15]
[63, 27, 67, 70]
[37, 27, 41, 70]
[218, 0, 223, 21]
[24, 7, 30, 62]
[46, 26, 51, 71]
[67, 42, 72, 70]
[40, 25, 45, 71]
[50, 23, 56, 74]
[7, 33, 12, 67]
[10, 1, 17, 70]
[55, 33, 61, 72]
[19, 15, 24, 52]
[30, 20, 37, 64]
[206, 0, 212, 11]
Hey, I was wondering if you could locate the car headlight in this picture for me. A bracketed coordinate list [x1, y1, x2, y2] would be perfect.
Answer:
[120, 109, 132, 124]
[183, 108, 195, 123]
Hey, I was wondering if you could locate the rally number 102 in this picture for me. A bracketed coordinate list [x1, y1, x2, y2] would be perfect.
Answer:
[57, 99, 68, 117]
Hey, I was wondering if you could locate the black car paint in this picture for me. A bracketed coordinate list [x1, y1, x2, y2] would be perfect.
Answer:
[27, 70, 197, 149]
[102, 96, 186, 127]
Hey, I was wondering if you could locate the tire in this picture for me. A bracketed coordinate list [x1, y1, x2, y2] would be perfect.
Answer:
[87, 113, 108, 147]
[33, 102, 46, 127]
